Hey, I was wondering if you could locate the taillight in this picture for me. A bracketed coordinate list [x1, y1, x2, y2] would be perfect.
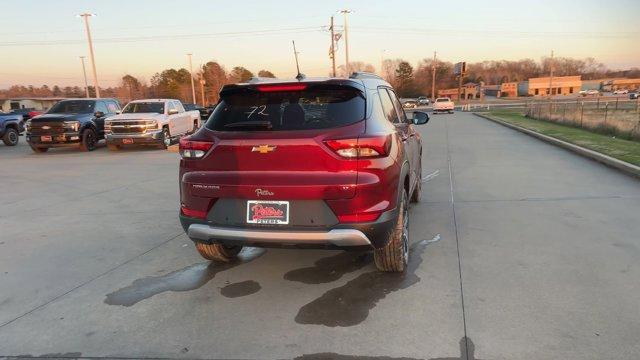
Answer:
[179, 137, 213, 159]
[337, 212, 381, 223]
[180, 205, 207, 219]
[324, 135, 391, 159]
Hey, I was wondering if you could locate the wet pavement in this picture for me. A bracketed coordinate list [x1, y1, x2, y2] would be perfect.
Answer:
[1, 112, 639, 359]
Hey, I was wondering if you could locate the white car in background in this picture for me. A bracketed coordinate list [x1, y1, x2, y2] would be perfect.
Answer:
[433, 97, 454, 114]
[104, 99, 200, 150]
[613, 89, 629, 95]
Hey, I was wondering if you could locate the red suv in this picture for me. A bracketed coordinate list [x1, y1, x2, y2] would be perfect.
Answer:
[178, 73, 429, 272]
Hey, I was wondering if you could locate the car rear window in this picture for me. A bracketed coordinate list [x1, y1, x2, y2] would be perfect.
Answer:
[206, 85, 365, 131]
[48, 100, 95, 114]
[436, 98, 450, 102]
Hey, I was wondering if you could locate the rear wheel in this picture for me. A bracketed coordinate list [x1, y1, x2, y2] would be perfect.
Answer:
[374, 190, 409, 272]
[195, 243, 243, 262]
[30, 145, 49, 153]
[79, 128, 98, 151]
[2, 128, 19, 146]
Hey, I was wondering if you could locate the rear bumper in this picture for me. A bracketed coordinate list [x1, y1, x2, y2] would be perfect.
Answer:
[188, 224, 371, 247]
[180, 205, 398, 250]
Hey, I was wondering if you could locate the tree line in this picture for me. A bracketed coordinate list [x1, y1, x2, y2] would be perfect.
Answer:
[2, 57, 638, 102]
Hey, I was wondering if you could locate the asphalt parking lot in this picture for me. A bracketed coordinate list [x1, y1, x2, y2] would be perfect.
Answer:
[1, 112, 639, 359]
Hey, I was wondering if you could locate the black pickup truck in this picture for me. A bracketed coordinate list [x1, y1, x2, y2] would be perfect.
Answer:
[0, 112, 25, 146]
[26, 98, 121, 153]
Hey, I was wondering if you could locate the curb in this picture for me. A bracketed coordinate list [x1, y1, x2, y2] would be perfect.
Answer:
[473, 112, 640, 179]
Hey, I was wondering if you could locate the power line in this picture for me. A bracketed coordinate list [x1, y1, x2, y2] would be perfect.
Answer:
[0, 26, 325, 47]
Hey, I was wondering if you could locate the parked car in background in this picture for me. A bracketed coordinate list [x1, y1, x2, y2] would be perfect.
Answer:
[613, 89, 629, 95]
[402, 99, 418, 108]
[582, 89, 601, 96]
[433, 97, 454, 114]
[417, 96, 430, 106]
[105, 99, 200, 150]
[3, 108, 43, 121]
[183, 103, 209, 122]
[179, 73, 430, 272]
[0, 112, 25, 146]
[630, 92, 639, 100]
[25, 98, 121, 153]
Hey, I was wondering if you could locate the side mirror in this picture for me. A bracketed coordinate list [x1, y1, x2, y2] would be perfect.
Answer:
[168, 108, 179, 115]
[94, 111, 105, 118]
[412, 111, 429, 125]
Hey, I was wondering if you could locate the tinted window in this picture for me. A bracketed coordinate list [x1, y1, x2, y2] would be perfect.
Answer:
[436, 98, 450, 102]
[95, 101, 108, 114]
[48, 100, 95, 114]
[123, 102, 164, 114]
[167, 102, 176, 113]
[378, 88, 400, 124]
[386, 89, 408, 123]
[106, 101, 119, 113]
[206, 85, 365, 131]
[174, 101, 185, 113]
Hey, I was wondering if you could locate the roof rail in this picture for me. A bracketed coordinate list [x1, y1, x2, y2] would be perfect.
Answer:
[349, 72, 383, 80]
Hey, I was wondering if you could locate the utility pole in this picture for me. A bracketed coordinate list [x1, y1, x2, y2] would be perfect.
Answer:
[79, 56, 90, 98]
[330, 16, 336, 77]
[199, 79, 206, 107]
[78, 13, 100, 98]
[380, 49, 386, 78]
[341, 10, 351, 77]
[548, 50, 554, 98]
[187, 53, 196, 104]
[431, 51, 437, 101]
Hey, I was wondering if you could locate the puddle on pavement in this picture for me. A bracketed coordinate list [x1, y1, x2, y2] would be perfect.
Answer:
[294, 239, 430, 327]
[284, 251, 371, 284]
[220, 280, 261, 298]
[104, 247, 265, 306]
[295, 337, 476, 360]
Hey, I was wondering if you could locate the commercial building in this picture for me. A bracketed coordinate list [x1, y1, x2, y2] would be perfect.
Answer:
[527, 76, 582, 96]
[0, 97, 64, 112]
[603, 78, 640, 92]
[437, 83, 480, 100]
[500, 82, 518, 98]
[437, 88, 460, 100]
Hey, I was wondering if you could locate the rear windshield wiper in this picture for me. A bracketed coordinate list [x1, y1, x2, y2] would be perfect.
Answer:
[224, 121, 273, 130]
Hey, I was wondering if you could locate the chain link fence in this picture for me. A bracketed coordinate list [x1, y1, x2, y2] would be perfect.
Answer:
[525, 98, 640, 140]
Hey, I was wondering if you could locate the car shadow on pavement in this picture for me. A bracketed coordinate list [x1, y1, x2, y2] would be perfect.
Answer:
[103, 247, 265, 306]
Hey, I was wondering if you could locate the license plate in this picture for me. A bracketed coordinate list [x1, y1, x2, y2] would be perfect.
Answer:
[122, 138, 134, 144]
[41, 136, 52, 142]
[246, 200, 289, 225]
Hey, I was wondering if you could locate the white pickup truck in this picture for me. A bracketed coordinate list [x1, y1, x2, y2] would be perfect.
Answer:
[105, 99, 200, 150]
[433, 97, 454, 114]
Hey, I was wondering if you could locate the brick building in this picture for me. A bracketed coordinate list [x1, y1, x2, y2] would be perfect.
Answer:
[500, 82, 518, 97]
[528, 76, 582, 96]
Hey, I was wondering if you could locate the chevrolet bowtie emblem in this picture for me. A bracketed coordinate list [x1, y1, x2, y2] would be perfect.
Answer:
[251, 145, 276, 154]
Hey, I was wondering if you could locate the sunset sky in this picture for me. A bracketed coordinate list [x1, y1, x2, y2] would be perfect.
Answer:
[1, 0, 639, 88]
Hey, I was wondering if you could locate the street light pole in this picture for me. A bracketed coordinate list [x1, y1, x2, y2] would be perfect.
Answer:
[79, 56, 90, 98]
[187, 53, 196, 104]
[431, 51, 437, 101]
[78, 13, 100, 98]
[341, 10, 351, 77]
[548, 50, 554, 99]
[199, 78, 206, 106]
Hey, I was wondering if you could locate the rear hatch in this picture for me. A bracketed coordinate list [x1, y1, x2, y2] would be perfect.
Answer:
[180, 81, 367, 228]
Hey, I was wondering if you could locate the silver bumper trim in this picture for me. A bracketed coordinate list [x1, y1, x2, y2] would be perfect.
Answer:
[187, 224, 372, 247]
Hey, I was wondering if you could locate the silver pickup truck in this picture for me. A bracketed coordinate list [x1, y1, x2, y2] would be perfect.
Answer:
[104, 99, 200, 150]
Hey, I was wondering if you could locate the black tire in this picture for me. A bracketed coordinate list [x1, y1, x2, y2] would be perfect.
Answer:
[107, 144, 121, 151]
[158, 127, 171, 149]
[30, 145, 49, 153]
[195, 243, 243, 262]
[79, 128, 98, 151]
[374, 190, 409, 272]
[2, 127, 19, 146]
